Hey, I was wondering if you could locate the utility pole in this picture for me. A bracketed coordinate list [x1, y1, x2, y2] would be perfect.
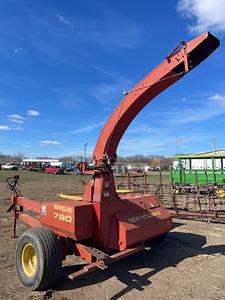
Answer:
[84, 143, 88, 162]
[213, 137, 216, 153]
[175, 135, 178, 155]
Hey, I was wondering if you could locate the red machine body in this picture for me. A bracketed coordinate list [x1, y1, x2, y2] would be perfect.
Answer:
[40, 201, 93, 240]
[107, 194, 171, 251]
[10, 32, 219, 279]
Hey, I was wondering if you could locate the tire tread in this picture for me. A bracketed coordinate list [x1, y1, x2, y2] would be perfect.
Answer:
[16, 227, 62, 290]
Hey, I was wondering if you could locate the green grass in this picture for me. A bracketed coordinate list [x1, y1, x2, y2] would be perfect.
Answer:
[147, 172, 169, 184]
[0, 170, 170, 184]
[115, 172, 170, 185]
[0, 170, 80, 182]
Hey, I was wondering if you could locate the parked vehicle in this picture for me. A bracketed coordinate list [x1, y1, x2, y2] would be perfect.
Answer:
[1, 163, 18, 170]
[44, 166, 64, 174]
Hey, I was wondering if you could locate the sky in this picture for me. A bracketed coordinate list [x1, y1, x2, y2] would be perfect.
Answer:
[0, 0, 225, 158]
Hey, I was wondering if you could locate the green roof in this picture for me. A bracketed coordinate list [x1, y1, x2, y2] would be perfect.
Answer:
[172, 149, 225, 159]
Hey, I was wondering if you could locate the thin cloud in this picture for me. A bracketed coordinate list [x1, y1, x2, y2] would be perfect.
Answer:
[0, 125, 11, 131]
[149, 106, 224, 125]
[121, 138, 139, 145]
[69, 122, 104, 134]
[27, 110, 40, 117]
[24, 144, 31, 148]
[28, 10, 142, 70]
[40, 140, 60, 146]
[92, 78, 133, 104]
[177, 0, 225, 34]
[118, 137, 174, 155]
[14, 48, 25, 54]
[8, 114, 25, 124]
[153, 143, 164, 148]
[14, 127, 23, 131]
[56, 14, 74, 28]
[210, 94, 225, 107]
[0, 125, 23, 131]
[89, 17, 142, 49]
[57, 11, 142, 49]
[128, 124, 155, 134]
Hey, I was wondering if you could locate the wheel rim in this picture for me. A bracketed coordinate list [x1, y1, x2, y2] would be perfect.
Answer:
[172, 187, 179, 194]
[21, 243, 37, 277]
[216, 188, 225, 198]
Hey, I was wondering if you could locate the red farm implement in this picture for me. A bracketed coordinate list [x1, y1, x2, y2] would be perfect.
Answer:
[6, 32, 219, 290]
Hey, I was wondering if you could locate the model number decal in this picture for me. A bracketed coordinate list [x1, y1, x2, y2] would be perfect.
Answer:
[53, 212, 72, 223]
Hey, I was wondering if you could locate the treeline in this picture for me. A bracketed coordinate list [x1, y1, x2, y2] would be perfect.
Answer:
[117, 155, 173, 170]
[58, 154, 173, 170]
[0, 153, 25, 164]
[0, 153, 173, 170]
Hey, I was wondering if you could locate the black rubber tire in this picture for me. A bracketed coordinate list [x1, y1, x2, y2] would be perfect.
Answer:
[16, 227, 62, 291]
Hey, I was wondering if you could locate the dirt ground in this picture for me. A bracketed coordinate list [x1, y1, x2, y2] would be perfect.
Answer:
[1, 172, 225, 300]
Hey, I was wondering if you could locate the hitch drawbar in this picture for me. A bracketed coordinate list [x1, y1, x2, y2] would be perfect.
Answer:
[68, 246, 144, 280]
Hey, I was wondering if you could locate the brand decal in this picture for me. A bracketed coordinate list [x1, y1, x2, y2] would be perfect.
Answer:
[128, 211, 161, 223]
[53, 204, 72, 213]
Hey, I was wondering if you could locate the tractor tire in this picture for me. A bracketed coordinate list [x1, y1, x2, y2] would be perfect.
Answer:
[16, 227, 62, 290]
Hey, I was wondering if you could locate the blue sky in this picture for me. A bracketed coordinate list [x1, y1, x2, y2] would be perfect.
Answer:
[0, 0, 225, 158]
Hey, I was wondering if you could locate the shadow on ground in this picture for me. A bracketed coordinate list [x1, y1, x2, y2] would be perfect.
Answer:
[52, 225, 225, 300]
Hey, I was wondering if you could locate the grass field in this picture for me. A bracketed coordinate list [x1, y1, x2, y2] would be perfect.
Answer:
[0, 170, 170, 204]
[1, 169, 225, 300]
[0, 170, 170, 184]
[0, 170, 83, 182]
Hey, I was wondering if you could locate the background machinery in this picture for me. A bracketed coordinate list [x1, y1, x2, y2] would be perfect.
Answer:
[170, 151, 225, 197]
[7, 32, 219, 290]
